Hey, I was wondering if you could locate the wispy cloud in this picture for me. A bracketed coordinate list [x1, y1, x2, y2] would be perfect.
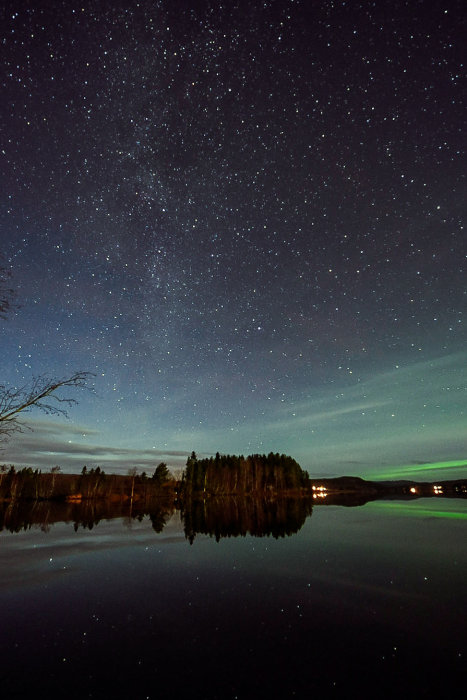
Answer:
[264, 399, 392, 432]
[1, 418, 189, 473]
[18, 418, 101, 437]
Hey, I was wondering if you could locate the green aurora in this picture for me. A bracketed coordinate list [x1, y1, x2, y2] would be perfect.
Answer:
[366, 500, 467, 520]
[362, 459, 467, 481]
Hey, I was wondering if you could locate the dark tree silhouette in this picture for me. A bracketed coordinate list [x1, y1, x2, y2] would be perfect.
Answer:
[1, 259, 92, 446]
[0, 372, 91, 443]
[152, 462, 170, 484]
[182, 452, 309, 495]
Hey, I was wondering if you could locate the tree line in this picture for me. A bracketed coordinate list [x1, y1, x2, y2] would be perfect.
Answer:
[0, 463, 174, 503]
[0, 452, 310, 502]
[182, 451, 310, 495]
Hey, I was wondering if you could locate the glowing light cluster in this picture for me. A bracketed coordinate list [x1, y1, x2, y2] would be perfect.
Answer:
[312, 485, 328, 499]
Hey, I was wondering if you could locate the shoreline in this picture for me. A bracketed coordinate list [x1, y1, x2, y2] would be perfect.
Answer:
[0, 469, 465, 504]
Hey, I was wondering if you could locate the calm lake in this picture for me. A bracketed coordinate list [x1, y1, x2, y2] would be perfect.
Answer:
[0, 496, 465, 699]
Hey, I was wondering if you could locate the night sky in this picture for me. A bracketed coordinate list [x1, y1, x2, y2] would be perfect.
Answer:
[1, 0, 466, 478]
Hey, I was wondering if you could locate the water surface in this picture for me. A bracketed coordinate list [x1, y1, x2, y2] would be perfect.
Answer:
[0, 497, 465, 698]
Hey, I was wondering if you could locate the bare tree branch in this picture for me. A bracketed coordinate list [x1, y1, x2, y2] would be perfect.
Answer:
[0, 372, 93, 443]
[1, 260, 92, 445]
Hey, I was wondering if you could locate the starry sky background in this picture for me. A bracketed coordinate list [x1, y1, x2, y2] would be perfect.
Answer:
[1, 0, 466, 479]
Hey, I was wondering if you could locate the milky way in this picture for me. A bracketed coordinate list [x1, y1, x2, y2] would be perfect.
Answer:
[1, 0, 465, 476]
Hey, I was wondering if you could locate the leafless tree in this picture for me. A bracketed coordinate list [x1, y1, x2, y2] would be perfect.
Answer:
[1, 260, 92, 446]
[0, 372, 92, 443]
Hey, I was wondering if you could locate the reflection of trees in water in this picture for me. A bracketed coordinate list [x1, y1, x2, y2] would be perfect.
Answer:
[0, 498, 175, 534]
[150, 510, 171, 533]
[0, 496, 313, 540]
[181, 496, 314, 544]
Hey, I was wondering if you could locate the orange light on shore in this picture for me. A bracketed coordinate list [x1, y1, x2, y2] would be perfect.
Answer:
[312, 485, 328, 498]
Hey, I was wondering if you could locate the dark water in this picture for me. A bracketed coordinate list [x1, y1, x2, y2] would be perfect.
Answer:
[0, 497, 465, 699]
